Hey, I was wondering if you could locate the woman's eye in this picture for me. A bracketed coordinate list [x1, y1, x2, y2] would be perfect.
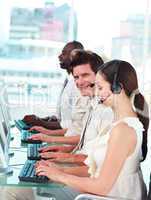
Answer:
[98, 87, 102, 90]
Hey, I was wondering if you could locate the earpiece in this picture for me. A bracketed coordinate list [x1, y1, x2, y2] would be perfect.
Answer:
[111, 61, 122, 94]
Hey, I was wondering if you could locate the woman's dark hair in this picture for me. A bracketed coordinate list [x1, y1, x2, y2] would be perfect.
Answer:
[70, 50, 104, 74]
[98, 59, 149, 161]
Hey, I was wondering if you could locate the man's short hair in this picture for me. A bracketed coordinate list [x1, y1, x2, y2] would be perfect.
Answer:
[70, 50, 104, 74]
[68, 41, 84, 50]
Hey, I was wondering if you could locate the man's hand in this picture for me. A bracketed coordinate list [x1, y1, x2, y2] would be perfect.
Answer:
[39, 146, 60, 153]
[39, 152, 85, 163]
[30, 126, 50, 134]
[40, 152, 73, 162]
[29, 133, 52, 143]
[39, 145, 75, 153]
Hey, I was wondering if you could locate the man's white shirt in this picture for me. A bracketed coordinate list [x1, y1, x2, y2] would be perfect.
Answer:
[75, 99, 114, 154]
[56, 74, 81, 129]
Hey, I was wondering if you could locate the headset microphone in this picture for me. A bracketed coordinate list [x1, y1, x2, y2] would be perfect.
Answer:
[99, 98, 103, 104]
[96, 96, 102, 104]
[97, 93, 111, 104]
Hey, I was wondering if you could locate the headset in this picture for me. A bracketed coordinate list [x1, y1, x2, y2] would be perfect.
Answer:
[110, 60, 122, 94]
[96, 60, 123, 104]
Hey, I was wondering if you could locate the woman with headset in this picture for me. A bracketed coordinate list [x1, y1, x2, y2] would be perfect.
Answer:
[35, 60, 149, 199]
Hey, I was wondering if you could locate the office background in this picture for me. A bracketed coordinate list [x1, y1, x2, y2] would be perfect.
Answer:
[0, 0, 151, 187]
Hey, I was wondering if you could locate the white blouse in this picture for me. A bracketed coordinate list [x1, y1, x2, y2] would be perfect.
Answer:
[84, 117, 147, 200]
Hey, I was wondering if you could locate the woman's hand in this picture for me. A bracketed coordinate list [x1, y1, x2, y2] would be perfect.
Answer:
[29, 133, 52, 142]
[36, 160, 64, 182]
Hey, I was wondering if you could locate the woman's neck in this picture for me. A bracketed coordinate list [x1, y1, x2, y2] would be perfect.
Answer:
[112, 95, 137, 122]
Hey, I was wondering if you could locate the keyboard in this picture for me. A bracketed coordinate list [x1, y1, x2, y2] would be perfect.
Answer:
[21, 130, 42, 144]
[27, 144, 42, 160]
[19, 160, 49, 183]
[15, 119, 32, 131]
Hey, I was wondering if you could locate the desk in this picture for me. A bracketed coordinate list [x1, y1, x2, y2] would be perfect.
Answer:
[0, 126, 64, 189]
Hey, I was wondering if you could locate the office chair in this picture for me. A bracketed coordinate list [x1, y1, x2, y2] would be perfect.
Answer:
[147, 173, 151, 200]
[74, 193, 133, 200]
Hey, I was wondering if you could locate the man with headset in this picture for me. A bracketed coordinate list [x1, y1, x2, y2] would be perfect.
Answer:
[29, 50, 113, 164]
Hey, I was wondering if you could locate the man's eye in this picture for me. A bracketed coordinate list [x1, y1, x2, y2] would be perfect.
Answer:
[82, 74, 89, 78]
[74, 76, 78, 80]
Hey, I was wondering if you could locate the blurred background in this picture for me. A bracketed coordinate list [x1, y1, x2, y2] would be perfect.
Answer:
[0, 0, 151, 188]
[0, 0, 151, 117]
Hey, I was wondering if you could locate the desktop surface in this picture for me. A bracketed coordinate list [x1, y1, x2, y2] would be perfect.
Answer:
[0, 167, 63, 188]
[0, 126, 64, 189]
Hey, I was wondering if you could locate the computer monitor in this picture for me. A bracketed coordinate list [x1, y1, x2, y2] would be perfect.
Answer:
[0, 91, 12, 122]
[0, 104, 15, 157]
[0, 121, 7, 153]
[0, 104, 12, 145]
[0, 120, 12, 174]
[1, 101, 12, 126]
[0, 142, 8, 173]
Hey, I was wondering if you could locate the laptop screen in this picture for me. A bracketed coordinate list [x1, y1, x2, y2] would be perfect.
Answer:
[0, 131, 5, 152]
[0, 104, 11, 145]
[0, 127, 8, 169]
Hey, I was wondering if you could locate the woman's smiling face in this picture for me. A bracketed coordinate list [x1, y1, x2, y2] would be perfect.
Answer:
[95, 73, 113, 107]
